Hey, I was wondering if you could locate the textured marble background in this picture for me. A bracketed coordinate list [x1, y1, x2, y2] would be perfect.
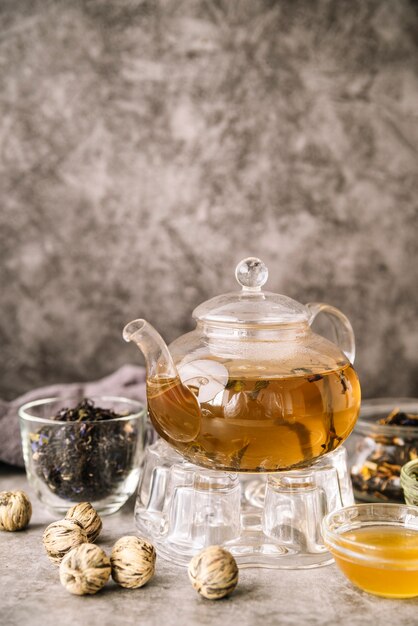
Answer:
[0, 0, 417, 401]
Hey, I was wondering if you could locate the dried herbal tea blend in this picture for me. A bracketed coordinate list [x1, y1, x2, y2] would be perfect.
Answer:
[351, 408, 418, 503]
[379, 408, 418, 427]
[30, 399, 138, 501]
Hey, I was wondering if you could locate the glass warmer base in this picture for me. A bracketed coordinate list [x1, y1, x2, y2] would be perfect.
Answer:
[134, 440, 354, 569]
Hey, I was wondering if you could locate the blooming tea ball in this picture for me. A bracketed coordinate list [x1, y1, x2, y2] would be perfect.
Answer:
[110, 536, 156, 588]
[65, 502, 102, 542]
[43, 519, 88, 565]
[60, 543, 111, 595]
[0, 490, 32, 531]
[188, 546, 239, 600]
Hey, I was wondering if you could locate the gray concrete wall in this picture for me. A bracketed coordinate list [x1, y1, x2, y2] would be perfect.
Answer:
[0, 0, 417, 401]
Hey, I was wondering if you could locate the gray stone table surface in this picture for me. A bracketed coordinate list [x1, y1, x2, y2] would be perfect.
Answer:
[1, 464, 417, 626]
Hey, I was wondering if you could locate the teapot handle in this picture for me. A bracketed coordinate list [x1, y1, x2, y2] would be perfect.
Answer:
[305, 303, 356, 364]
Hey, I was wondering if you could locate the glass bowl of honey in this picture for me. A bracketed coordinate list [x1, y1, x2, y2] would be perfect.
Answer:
[322, 503, 418, 598]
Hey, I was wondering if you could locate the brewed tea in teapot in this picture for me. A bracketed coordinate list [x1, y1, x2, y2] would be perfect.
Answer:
[124, 258, 361, 472]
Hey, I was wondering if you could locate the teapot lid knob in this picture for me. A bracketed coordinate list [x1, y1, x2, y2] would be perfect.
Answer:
[235, 257, 268, 291]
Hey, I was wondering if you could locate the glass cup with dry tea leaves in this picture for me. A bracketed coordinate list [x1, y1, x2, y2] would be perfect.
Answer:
[348, 399, 418, 503]
[19, 396, 147, 515]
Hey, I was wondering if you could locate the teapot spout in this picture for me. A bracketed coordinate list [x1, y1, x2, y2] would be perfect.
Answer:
[123, 318, 201, 443]
[123, 319, 178, 379]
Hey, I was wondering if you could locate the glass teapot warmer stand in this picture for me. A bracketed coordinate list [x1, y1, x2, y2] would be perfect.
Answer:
[135, 440, 354, 569]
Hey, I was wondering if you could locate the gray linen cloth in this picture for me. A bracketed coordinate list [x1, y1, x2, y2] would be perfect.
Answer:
[0, 365, 146, 467]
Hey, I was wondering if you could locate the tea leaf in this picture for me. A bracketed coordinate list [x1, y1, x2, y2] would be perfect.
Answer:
[249, 380, 269, 400]
[307, 374, 323, 383]
[292, 367, 313, 375]
[230, 441, 250, 469]
[339, 372, 349, 394]
[225, 379, 246, 392]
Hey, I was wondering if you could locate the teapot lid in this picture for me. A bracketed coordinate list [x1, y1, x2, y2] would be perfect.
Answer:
[193, 257, 309, 325]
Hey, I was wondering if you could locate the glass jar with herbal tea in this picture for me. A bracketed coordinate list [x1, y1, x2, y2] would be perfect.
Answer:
[349, 399, 418, 503]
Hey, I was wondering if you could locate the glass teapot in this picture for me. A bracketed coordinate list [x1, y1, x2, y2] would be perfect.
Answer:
[123, 257, 361, 472]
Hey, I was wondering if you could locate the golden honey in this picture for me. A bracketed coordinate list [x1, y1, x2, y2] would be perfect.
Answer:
[332, 526, 418, 598]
